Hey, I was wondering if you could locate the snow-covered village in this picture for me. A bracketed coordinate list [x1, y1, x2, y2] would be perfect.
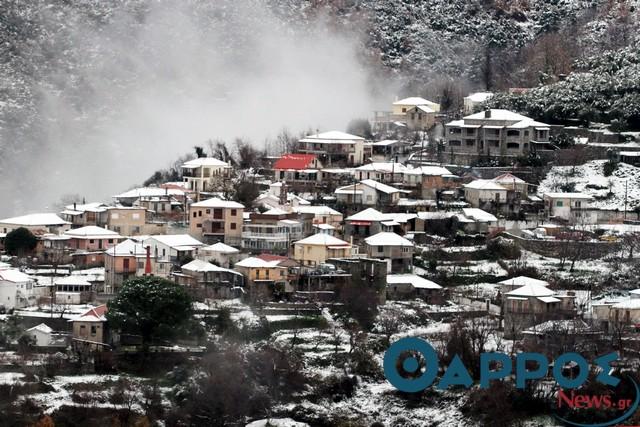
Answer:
[3, 1, 640, 426]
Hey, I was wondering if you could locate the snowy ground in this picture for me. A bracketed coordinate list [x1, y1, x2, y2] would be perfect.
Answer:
[538, 160, 640, 210]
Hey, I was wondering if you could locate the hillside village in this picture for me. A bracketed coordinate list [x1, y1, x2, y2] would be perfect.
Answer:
[2, 91, 640, 425]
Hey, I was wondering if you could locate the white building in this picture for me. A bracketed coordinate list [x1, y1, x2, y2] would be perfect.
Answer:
[297, 131, 365, 166]
[144, 234, 206, 274]
[0, 269, 35, 311]
[335, 180, 406, 206]
[543, 192, 595, 222]
[181, 157, 233, 192]
[196, 242, 241, 268]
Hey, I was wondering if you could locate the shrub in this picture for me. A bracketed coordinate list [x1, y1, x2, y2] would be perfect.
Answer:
[603, 161, 617, 177]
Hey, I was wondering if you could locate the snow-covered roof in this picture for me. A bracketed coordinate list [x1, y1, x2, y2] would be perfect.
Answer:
[313, 223, 336, 230]
[365, 232, 414, 247]
[369, 139, 399, 146]
[360, 179, 404, 194]
[543, 192, 594, 200]
[492, 173, 526, 184]
[538, 296, 561, 303]
[345, 208, 386, 222]
[202, 242, 240, 254]
[461, 208, 498, 223]
[0, 269, 31, 283]
[412, 105, 436, 113]
[612, 299, 640, 310]
[145, 234, 204, 249]
[506, 283, 555, 298]
[464, 109, 529, 121]
[464, 179, 507, 191]
[64, 226, 121, 239]
[404, 166, 453, 176]
[263, 207, 289, 215]
[498, 276, 549, 288]
[0, 213, 70, 226]
[299, 131, 365, 143]
[393, 97, 438, 106]
[105, 239, 147, 257]
[181, 259, 241, 275]
[465, 92, 494, 103]
[523, 319, 592, 335]
[114, 187, 185, 199]
[235, 257, 284, 268]
[27, 323, 53, 334]
[63, 202, 109, 213]
[55, 276, 92, 286]
[292, 205, 341, 216]
[387, 274, 442, 290]
[191, 197, 245, 209]
[181, 157, 231, 168]
[294, 233, 350, 247]
[356, 162, 408, 173]
[71, 305, 107, 322]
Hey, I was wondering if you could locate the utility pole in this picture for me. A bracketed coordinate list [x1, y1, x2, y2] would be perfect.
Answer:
[624, 179, 628, 220]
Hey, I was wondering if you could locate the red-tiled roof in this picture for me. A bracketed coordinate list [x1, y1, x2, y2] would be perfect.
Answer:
[257, 254, 289, 262]
[273, 154, 316, 170]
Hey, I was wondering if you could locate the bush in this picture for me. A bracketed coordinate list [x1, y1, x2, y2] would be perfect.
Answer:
[485, 238, 521, 260]
[4, 227, 37, 256]
[603, 161, 617, 177]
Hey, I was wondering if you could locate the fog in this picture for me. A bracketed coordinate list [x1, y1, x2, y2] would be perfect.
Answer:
[0, 1, 386, 217]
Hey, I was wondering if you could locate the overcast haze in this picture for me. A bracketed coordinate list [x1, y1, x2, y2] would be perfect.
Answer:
[0, 0, 383, 217]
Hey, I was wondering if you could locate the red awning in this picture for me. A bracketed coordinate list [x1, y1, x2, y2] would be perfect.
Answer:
[349, 221, 372, 226]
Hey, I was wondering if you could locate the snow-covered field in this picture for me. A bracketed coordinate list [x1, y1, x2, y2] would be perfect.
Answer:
[539, 160, 640, 211]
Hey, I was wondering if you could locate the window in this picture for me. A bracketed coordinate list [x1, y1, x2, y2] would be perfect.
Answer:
[366, 195, 373, 202]
[108, 239, 113, 244]
[214, 209, 223, 219]
[89, 239, 94, 244]
[378, 246, 384, 253]
[198, 211, 202, 217]
[197, 223, 202, 228]
[449, 140, 461, 146]
[402, 107, 406, 112]
[91, 325, 97, 335]
[231, 223, 237, 230]
[490, 140, 500, 148]
[206, 209, 211, 214]
[193, 212, 197, 218]
[507, 130, 519, 137]
[162, 249, 166, 257]
[575, 201, 582, 208]
[465, 140, 475, 147]
[507, 142, 519, 149]
[556, 201, 563, 207]
[231, 209, 237, 216]
[80, 325, 86, 329]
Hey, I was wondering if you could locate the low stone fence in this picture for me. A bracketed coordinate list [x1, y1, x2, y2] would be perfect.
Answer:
[502, 232, 620, 259]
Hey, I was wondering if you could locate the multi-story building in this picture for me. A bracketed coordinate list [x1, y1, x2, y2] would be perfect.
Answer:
[445, 109, 551, 159]
[242, 211, 304, 255]
[297, 131, 365, 166]
[189, 198, 244, 245]
[364, 232, 414, 273]
[144, 234, 205, 276]
[293, 233, 353, 267]
[104, 239, 155, 294]
[543, 192, 595, 222]
[181, 157, 233, 192]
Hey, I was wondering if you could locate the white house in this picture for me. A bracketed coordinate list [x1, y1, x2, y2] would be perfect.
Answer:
[144, 234, 206, 275]
[543, 192, 595, 222]
[335, 180, 406, 206]
[498, 276, 549, 294]
[0, 269, 35, 311]
[25, 323, 67, 348]
[181, 157, 233, 192]
[196, 242, 241, 268]
[387, 274, 443, 301]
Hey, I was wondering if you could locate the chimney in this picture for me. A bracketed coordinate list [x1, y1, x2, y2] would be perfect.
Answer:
[73, 202, 77, 211]
[484, 109, 491, 118]
[144, 245, 152, 275]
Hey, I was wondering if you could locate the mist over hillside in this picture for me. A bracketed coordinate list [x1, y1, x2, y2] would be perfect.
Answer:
[1, 0, 638, 216]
